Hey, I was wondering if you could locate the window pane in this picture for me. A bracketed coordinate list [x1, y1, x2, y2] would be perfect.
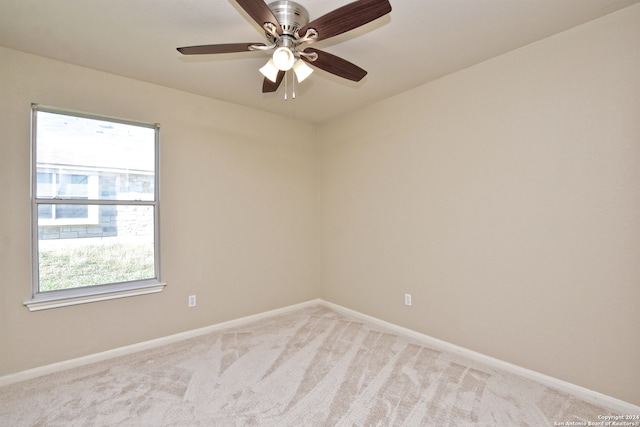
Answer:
[37, 172, 54, 198]
[37, 205, 156, 292]
[36, 112, 155, 201]
[37, 203, 96, 225]
[38, 204, 53, 219]
[58, 174, 89, 198]
[54, 204, 89, 219]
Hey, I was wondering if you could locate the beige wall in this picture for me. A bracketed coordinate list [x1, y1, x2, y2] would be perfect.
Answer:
[1, 3, 638, 407]
[319, 5, 640, 405]
[0, 47, 319, 374]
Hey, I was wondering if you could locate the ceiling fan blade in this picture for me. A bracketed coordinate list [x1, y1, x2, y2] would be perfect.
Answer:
[302, 48, 367, 82]
[299, 0, 391, 42]
[235, 0, 282, 33]
[177, 43, 265, 55]
[262, 70, 286, 93]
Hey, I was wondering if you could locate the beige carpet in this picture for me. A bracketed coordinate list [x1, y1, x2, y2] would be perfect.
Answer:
[0, 304, 621, 426]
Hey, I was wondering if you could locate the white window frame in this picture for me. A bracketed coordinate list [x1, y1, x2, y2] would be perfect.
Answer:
[25, 105, 165, 311]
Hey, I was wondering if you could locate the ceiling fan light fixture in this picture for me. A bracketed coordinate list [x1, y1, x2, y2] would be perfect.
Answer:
[292, 59, 313, 83]
[259, 59, 280, 82]
[272, 46, 295, 71]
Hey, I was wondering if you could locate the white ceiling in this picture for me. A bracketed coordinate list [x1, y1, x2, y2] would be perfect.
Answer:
[1, 0, 638, 123]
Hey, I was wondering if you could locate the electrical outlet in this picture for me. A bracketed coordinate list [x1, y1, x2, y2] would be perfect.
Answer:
[188, 295, 197, 308]
[404, 293, 412, 306]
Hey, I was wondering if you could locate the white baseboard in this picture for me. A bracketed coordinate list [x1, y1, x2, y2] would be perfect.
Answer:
[1, 298, 638, 415]
[319, 299, 640, 415]
[0, 299, 322, 388]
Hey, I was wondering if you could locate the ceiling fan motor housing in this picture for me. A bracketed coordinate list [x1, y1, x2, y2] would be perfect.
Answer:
[268, 1, 310, 36]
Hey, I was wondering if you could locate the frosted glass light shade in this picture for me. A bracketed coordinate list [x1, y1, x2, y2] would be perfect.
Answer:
[293, 59, 313, 83]
[272, 47, 295, 71]
[259, 59, 279, 83]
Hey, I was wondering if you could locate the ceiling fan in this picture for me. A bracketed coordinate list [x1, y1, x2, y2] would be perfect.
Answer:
[177, 0, 392, 95]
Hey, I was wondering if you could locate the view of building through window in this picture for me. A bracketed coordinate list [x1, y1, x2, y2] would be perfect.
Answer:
[33, 108, 159, 293]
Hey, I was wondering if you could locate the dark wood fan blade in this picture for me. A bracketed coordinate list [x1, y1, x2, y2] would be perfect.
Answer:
[299, 0, 391, 42]
[235, 0, 282, 33]
[262, 70, 286, 92]
[177, 43, 265, 55]
[302, 48, 367, 82]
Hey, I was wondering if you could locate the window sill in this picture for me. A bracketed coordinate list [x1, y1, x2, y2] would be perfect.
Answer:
[23, 281, 166, 311]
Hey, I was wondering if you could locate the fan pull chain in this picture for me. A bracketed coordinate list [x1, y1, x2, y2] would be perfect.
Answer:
[282, 72, 297, 101]
[284, 71, 288, 101]
[292, 71, 296, 99]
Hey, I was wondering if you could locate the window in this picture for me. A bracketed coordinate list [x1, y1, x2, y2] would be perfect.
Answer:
[26, 105, 164, 311]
